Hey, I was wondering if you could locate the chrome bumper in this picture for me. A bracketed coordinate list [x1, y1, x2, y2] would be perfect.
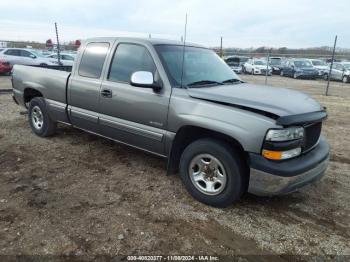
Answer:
[248, 156, 328, 196]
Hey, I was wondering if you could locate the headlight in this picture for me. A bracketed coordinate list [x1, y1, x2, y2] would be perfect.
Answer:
[262, 127, 304, 160]
[265, 127, 304, 141]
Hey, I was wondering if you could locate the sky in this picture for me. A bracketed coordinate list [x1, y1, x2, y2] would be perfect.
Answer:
[0, 0, 348, 48]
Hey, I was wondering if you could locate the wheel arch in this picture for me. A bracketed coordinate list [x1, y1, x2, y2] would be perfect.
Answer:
[23, 87, 43, 105]
[167, 125, 250, 178]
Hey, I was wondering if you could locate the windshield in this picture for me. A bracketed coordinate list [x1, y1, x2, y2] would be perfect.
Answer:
[312, 60, 327, 66]
[155, 45, 239, 87]
[254, 60, 266, 65]
[342, 63, 350, 69]
[30, 50, 46, 58]
[294, 60, 312, 68]
[270, 59, 281, 65]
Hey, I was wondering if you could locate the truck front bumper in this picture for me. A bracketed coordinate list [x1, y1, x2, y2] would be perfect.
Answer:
[248, 137, 329, 196]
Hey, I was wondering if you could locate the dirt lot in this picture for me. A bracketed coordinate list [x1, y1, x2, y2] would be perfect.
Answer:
[0, 74, 349, 259]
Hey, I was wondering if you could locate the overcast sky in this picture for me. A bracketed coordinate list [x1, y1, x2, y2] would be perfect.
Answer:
[0, 0, 348, 48]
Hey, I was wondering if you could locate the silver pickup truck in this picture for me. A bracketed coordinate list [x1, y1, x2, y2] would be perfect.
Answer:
[12, 37, 330, 207]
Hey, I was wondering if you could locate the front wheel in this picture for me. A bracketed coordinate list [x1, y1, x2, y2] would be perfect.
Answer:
[179, 139, 245, 207]
[28, 97, 57, 137]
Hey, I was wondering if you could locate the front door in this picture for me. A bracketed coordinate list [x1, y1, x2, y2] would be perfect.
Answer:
[98, 42, 170, 156]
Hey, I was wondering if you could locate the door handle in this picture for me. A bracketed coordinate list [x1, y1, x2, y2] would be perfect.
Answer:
[101, 89, 112, 98]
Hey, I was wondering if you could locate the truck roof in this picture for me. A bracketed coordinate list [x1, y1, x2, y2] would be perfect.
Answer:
[84, 37, 204, 48]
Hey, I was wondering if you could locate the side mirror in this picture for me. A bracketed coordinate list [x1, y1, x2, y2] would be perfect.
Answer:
[130, 71, 162, 91]
[29, 54, 36, 59]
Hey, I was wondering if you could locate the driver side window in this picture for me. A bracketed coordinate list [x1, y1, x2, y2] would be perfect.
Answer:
[20, 50, 33, 58]
[108, 43, 156, 83]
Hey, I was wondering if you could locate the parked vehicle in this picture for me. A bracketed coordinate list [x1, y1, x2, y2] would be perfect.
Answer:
[11, 37, 329, 207]
[324, 62, 350, 83]
[46, 53, 76, 66]
[243, 59, 272, 75]
[308, 59, 329, 78]
[269, 57, 284, 75]
[280, 59, 319, 79]
[224, 56, 249, 74]
[0, 48, 58, 66]
[0, 59, 12, 75]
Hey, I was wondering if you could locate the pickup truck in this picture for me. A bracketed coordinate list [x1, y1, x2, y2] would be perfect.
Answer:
[12, 37, 330, 207]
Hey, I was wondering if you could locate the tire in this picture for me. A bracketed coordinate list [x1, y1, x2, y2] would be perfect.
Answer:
[28, 97, 57, 137]
[179, 139, 245, 207]
[343, 76, 349, 83]
[323, 74, 329, 81]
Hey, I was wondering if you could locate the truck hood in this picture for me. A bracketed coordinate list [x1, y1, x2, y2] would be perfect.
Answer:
[187, 83, 323, 117]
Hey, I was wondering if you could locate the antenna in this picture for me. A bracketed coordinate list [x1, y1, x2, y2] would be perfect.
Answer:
[180, 13, 188, 88]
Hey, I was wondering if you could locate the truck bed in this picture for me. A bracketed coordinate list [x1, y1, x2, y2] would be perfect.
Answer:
[12, 65, 71, 106]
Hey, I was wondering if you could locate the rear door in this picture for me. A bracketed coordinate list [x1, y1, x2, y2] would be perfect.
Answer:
[2, 49, 21, 65]
[68, 41, 112, 133]
[98, 41, 170, 156]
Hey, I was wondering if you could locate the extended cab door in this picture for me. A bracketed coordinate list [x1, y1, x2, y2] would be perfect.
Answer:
[98, 42, 170, 156]
[68, 41, 112, 133]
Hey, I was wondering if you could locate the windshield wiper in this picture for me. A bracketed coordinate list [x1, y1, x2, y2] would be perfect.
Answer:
[222, 78, 242, 84]
[186, 80, 224, 88]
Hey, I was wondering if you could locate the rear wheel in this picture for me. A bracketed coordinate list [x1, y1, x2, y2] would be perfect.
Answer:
[28, 97, 56, 137]
[179, 139, 245, 207]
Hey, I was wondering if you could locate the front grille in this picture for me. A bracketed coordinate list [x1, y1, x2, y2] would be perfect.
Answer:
[303, 122, 322, 152]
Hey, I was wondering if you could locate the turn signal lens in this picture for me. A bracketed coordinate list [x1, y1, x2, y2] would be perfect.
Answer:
[262, 147, 301, 160]
[262, 150, 282, 160]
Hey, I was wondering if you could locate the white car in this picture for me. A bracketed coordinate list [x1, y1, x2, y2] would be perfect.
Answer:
[0, 48, 59, 66]
[46, 53, 76, 66]
[308, 59, 329, 77]
[243, 59, 272, 75]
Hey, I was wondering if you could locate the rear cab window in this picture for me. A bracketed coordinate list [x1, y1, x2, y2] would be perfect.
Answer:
[78, 42, 110, 78]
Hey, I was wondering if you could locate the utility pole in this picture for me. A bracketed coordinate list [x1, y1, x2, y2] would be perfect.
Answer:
[220, 37, 223, 58]
[265, 50, 271, 85]
[326, 35, 337, 96]
[55, 22, 61, 66]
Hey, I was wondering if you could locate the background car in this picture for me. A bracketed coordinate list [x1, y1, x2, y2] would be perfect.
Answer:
[268, 57, 284, 74]
[243, 59, 272, 75]
[0, 59, 12, 75]
[46, 53, 76, 66]
[224, 56, 249, 74]
[308, 59, 329, 78]
[0, 48, 58, 66]
[324, 62, 350, 83]
[280, 59, 318, 79]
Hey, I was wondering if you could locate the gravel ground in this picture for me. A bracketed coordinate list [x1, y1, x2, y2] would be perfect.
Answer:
[0, 74, 349, 260]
